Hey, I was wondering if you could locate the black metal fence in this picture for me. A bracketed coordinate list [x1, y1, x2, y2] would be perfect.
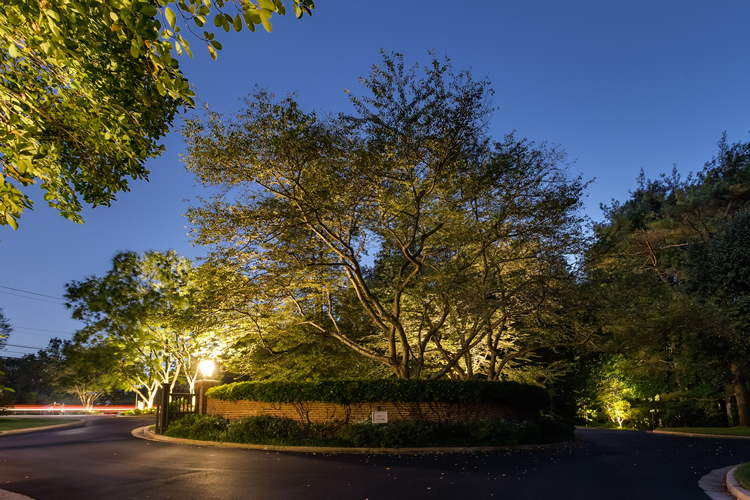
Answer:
[155, 382, 196, 434]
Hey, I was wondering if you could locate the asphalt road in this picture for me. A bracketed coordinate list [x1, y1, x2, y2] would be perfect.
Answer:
[1, 416, 750, 499]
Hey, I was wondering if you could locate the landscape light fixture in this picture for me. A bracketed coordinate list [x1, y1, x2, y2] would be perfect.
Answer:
[199, 359, 215, 379]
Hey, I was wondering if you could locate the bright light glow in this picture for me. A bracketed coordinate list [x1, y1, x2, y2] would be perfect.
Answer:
[199, 359, 215, 378]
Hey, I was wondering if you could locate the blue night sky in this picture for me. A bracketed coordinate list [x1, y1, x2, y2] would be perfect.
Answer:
[1, 0, 749, 356]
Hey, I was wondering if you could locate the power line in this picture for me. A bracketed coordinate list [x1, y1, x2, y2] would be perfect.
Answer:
[0, 285, 65, 300]
[4, 343, 45, 350]
[0, 351, 29, 358]
[14, 326, 75, 335]
[12, 331, 74, 339]
[0, 290, 67, 305]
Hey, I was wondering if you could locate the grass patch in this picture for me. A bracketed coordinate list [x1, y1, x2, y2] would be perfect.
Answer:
[163, 414, 574, 448]
[659, 427, 750, 436]
[0, 418, 77, 432]
[735, 463, 750, 490]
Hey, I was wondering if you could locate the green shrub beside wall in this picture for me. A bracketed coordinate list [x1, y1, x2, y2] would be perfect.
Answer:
[164, 413, 574, 448]
[207, 380, 550, 412]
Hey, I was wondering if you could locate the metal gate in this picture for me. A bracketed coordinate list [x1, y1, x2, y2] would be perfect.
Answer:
[155, 382, 196, 434]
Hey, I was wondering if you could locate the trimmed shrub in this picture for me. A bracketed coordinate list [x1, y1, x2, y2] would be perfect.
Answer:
[163, 413, 574, 448]
[225, 415, 301, 443]
[164, 414, 228, 441]
[207, 379, 549, 412]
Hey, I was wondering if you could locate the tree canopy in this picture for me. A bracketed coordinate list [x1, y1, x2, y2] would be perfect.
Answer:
[585, 133, 750, 426]
[65, 249, 206, 406]
[0, 0, 314, 230]
[183, 52, 590, 380]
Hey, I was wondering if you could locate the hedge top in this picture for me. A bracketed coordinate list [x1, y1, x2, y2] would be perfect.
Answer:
[206, 379, 550, 410]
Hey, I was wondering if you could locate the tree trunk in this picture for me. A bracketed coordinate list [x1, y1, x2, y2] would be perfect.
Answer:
[731, 363, 750, 426]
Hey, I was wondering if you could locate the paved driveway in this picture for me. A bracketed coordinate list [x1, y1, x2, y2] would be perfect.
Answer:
[1, 416, 749, 499]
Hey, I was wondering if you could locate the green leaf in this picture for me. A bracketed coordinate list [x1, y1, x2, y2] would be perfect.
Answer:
[140, 5, 158, 17]
[7, 44, 19, 58]
[210, 40, 223, 50]
[233, 14, 242, 32]
[242, 13, 256, 31]
[5, 213, 18, 230]
[130, 40, 140, 58]
[245, 10, 261, 24]
[208, 44, 217, 60]
[165, 7, 177, 28]
[261, 17, 272, 32]
[213, 13, 223, 27]
[259, 0, 275, 10]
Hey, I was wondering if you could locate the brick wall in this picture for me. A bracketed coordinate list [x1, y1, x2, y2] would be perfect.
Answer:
[207, 398, 535, 424]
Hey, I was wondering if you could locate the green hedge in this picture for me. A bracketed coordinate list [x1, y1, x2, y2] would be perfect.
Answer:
[164, 413, 574, 448]
[206, 379, 549, 411]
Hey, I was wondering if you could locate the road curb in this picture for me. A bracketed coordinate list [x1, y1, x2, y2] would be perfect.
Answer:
[727, 467, 750, 500]
[131, 425, 573, 454]
[0, 419, 85, 436]
[653, 430, 750, 440]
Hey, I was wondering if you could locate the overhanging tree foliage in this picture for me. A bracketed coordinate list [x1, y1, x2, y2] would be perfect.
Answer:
[1, 0, 314, 229]
[183, 52, 590, 380]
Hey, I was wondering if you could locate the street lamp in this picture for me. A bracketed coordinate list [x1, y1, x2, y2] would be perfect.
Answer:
[195, 359, 218, 416]
[199, 359, 216, 380]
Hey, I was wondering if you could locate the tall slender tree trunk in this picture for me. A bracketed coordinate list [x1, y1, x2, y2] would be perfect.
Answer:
[731, 362, 750, 426]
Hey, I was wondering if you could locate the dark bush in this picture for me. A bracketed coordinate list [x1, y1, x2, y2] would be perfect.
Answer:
[163, 414, 574, 448]
[164, 413, 228, 441]
[660, 399, 727, 428]
[225, 415, 300, 443]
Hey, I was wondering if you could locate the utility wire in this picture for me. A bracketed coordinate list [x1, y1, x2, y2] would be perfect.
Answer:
[4, 343, 46, 350]
[0, 290, 67, 305]
[12, 331, 74, 339]
[0, 285, 65, 300]
[13, 326, 75, 335]
[0, 351, 29, 357]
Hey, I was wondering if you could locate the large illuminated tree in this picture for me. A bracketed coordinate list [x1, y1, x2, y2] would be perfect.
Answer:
[57, 342, 125, 410]
[65, 250, 202, 406]
[183, 52, 590, 380]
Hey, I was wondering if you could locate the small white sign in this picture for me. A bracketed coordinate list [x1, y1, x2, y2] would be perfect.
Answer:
[372, 411, 388, 424]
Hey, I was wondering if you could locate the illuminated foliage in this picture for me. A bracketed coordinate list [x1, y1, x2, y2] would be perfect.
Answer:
[183, 52, 590, 380]
[65, 250, 204, 406]
[0, 0, 314, 229]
